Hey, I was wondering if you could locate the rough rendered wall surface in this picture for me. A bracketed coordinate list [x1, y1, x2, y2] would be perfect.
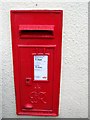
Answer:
[2, 1, 88, 118]
[0, 2, 2, 119]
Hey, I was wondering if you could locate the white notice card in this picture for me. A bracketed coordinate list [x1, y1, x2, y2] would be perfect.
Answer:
[34, 56, 48, 80]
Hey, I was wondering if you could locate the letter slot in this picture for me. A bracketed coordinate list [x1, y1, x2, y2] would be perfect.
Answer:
[19, 25, 54, 39]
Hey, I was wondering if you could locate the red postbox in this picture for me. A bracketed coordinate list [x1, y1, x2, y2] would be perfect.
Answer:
[11, 10, 63, 116]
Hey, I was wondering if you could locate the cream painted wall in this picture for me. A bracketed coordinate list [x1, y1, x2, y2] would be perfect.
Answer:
[1, 1, 88, 118]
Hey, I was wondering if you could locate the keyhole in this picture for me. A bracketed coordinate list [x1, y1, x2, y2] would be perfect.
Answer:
[26, 78, 31, 85]
[26, 79, 30, 82]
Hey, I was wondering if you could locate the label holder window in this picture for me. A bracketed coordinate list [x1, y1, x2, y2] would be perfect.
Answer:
[34, 55, 48, 81]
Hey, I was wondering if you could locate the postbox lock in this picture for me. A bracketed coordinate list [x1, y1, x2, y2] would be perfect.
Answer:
[26, 78, 31, 85]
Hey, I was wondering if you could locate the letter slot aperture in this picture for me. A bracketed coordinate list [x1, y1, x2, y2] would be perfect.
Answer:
[19, 25, 54, 39]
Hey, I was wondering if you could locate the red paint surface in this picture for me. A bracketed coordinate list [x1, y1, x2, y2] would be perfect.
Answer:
[10, 10, 63, 116]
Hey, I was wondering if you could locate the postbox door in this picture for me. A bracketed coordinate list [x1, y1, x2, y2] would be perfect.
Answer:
[18, 46, 54, 112]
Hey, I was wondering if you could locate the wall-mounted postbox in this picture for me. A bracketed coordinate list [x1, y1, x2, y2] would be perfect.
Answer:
[11, 10, 63, 116]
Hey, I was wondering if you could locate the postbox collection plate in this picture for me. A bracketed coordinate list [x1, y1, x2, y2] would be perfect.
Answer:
[11, 10, 63, 116]
[34, 55, 48, 81]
